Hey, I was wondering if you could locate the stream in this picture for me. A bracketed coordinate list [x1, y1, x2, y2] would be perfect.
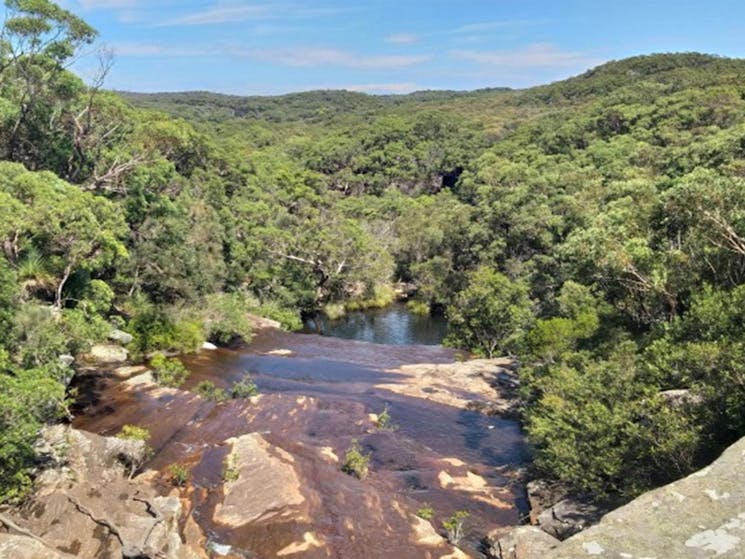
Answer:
[72, 308, 528, 558]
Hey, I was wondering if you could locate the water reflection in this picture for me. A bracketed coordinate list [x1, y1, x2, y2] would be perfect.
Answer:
[303, 303, 448, 346]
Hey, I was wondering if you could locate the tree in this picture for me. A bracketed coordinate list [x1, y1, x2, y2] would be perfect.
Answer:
[445, 267, 534, 357]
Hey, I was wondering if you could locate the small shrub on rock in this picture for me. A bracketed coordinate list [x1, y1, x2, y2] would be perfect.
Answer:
[150, 353, 189, 388]
[341, 439, 370, 480]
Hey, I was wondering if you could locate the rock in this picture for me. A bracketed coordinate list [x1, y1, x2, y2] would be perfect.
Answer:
[525, 479, 568, 525]
[660, 388, 704, 408]
[107, 328, 134, 345]
[89, 343, 128, 364]
[249, 314, 282, 330]
[545, 436, 745, 558]
[57, 354, 74, 367]
[201, 341, 218, 350]
[380, 358, 520, 414]
[485, 526, 560, 559]
[1, 426, 206, 559]
[536, 498, 607, 540]
[0, 534, 73, 559]
[112, 365, 148, 379]
[214, 433, 305, 527]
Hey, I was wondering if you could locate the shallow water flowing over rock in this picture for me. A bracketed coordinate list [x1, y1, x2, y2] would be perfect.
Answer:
[71, 326, 528, 558]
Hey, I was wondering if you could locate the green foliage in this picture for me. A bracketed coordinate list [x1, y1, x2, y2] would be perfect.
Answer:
[150, 353, 189, 388]
[117, 424, 151, 442]
[168, 464, 189, 487]
[442, 510, 469, 544]
[0, 364, 66, 504]
[415, 503, 434, 521]
[341, 439, 371, 480]
[376, 404, 397, 431]
[445, 267, 534, 357]
[222, 454, 240, 482]
[230, 374, 259, 399]
[195, 380, 228, 402]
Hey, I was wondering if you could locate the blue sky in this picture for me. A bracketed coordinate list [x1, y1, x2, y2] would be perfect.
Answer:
[58, 0, 745, 95]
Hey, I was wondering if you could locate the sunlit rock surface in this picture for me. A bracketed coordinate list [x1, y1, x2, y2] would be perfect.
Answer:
[545, 436, 745, 558]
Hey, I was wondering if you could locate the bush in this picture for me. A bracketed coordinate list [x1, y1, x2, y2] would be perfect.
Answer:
[230, 374, 259, 399]
[150, 353, 190, 388]
[406, 299, 430, 316]
[442, 510, 469, 544]
[416, 503, 434, 520]
[376, 404, 397, 431]
[117, 424, 151, 442]
[195, 380, 228, 402]
[204, 292, 253, 344]
[256, 301, 303, 331]
[341, 439, 371, 480]
[168, 463, 189, 487]
[222, 454, 240, 482]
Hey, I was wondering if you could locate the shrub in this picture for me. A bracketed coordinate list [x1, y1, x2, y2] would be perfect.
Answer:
[376, 404, 397, 431]
[341, 439, 371, 480]
[256, 301, 303, 331]
[168, 464, 189, 487]
[195, 380, 228, 402]
[204, 292, 253, 344]
[416, 503, 434, 521]
[406, 299, 431, 316]
[442, 510, 469, 544]
[150, 353, 190, 388]
[117, 424, 151, 442]
[222, 454, 240, 482]
[230, 374, 259, 399]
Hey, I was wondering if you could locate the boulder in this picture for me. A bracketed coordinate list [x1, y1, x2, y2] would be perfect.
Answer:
[107, 328, 134, 345]
[201, 341, 218, 351]
[0, 534, 73, 559]
[2, 426, 205, 559]
[536, 498, 607, 540]
[89, 344, 128, 364]
[546, 436, 745, 558]
[213, 433, 305, 527]
[485, 526, 560, 559]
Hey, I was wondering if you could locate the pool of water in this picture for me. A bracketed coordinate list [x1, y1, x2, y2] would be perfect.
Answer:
[303, 303, 448, 346]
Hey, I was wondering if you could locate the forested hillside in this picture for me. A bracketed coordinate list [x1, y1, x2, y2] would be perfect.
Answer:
[1, 0, 745, 510]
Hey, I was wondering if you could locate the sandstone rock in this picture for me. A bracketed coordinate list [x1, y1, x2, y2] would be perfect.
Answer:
[2, 426, 206, 559]
[660, 388, 704, 408]
[485, 526, 560, 559]
[108, 328, 134, 345]
[537, 498, 607, 540]
[112, 365, 148, 379]
[214, 433, 305, 527]
[201, 341, 218, 350]
[380, 358, 520, 414]
[0, 534, 73, 559]
[89, 343, 128, 364]
[546, 436, 745, 558]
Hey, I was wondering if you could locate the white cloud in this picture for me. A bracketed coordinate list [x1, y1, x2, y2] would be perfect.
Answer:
[385, 33, 419, 45]
[451, 20, 543, 34]
[111, 42, 431, 70]
[451, 44, 603, 68]
[158, 5, 272, 26]
[247, 47, 431, 69]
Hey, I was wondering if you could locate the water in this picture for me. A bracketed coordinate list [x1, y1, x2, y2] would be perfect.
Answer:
[73, 322, 527, 558]
[303, 303, 448, 345]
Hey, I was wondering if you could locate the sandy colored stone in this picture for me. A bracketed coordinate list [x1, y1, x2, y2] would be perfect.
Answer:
[486, 526, 560, 559]
[547, 436, 745, 558]
[89, 343, 128, 364]
[0, 534, 73, 559]
[276, 532, 324, 556]
[378, 358, 520, 415]
[112, 365, 148, 379]
[214, 433, 305, 527]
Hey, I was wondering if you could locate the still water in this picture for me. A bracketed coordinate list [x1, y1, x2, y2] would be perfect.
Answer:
[303, 302, 448, 345]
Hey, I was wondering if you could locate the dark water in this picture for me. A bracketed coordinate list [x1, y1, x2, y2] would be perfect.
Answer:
[303, 303, 448, 345]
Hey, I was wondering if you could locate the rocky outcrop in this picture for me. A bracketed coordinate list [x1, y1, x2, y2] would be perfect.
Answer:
[0, 426, 204, 559]
[88, 343, 128, 364]
[380, 358, 521, 416]
[485, 526, 560, 559]
[543, 436, 745, 558]
[214, 433, 306, 527]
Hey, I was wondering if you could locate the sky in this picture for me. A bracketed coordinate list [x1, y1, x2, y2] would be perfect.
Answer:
[54, 0, 745, 96]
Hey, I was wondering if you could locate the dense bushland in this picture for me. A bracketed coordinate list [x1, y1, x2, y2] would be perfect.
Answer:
[1, 0, 744, 506]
